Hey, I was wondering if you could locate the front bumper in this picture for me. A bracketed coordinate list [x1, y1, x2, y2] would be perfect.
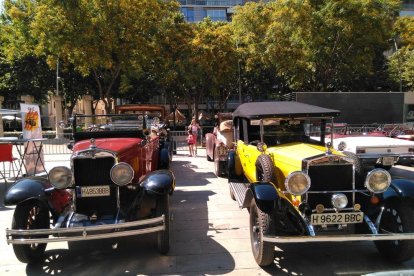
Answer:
[263, 233, 414, 243]
[6, 215, 165, 245]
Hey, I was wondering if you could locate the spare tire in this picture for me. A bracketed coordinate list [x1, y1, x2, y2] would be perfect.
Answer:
[255, 155, 277, 185]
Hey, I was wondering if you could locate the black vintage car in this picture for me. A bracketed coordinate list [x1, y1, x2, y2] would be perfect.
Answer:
[4, 109, 174, 263]
[228, 101, 414, 266]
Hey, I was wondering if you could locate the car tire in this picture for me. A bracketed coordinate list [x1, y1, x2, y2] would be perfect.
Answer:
[375, 200, 414, 262]
[250, 199, 275, 266]
[255, 155, 277, 184]
[343, 151, 364, 186]
[156, 194, 170, 255]
[12, 200, 49, 263]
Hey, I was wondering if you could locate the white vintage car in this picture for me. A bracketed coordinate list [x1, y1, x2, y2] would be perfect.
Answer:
[333, 136, 414, 169]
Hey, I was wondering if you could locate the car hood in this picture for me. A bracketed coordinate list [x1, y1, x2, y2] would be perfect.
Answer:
[268, 143, 341, 169]
[73, 138, 144, 156]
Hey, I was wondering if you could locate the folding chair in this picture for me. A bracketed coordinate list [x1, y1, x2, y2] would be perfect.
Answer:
[0, 143, 18, 183]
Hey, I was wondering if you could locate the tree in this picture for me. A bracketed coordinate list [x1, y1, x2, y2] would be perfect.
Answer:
[2, 0, 182, 113]
[230, 0, 399, 92]
[389, 17, 414, 91]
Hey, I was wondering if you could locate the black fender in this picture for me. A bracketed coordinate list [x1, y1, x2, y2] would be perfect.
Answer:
[227, 150, 242, 181]
[140, 170, 175, 196]
[4, 176, 52, 206]
[382, 179, 414, 202]
[243, 182, 279, 213]
[158, 148, 170, 169]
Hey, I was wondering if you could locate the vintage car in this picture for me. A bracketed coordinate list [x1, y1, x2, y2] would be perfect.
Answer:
[4, 110, 175, 263]
[333, 136, 414, 170]
[205, 112, 233, 176]
[227, 101, 414, 267]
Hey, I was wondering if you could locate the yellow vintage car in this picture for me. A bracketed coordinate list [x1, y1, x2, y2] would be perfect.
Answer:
[228, 101, 414, 267]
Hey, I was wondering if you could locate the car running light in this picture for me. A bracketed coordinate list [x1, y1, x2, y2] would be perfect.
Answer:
[365, 168, 391, 194]
[331, 193, 348, 209]
[49, 166, 72, 189]
[110, 162, 134, 186]
[285, 171, 311, 196]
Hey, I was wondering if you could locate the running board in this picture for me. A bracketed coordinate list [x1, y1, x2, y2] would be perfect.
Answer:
[230, 182, 249, 209]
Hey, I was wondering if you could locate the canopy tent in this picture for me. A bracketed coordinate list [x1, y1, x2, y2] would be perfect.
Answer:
[2, 115, 21, 121]
[0, 109, 20, 115]
[166, 109, 186, 121]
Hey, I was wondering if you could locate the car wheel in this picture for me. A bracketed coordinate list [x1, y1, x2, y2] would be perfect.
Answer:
[12, 200, 49, 263]
[207, 146, 214, 161]
[156, 194, 170, 255]
[255, 155, 277, 184]
[343, 151, 364, 186]
[250, 199, 275, 266]
[375, 200, 414, 262]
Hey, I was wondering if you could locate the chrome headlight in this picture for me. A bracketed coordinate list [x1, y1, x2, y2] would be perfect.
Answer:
[110, 162, 134, 186]
[49, 166, 72, 189]
[285, 171, 311, 196]
[365, 168, 391, 194]
[331, 193, 348, 209]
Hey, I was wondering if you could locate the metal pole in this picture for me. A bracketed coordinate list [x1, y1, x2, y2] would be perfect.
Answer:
[238, 59, 242, 104]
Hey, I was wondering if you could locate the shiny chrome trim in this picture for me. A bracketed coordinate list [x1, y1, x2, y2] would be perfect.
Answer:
[262, 233, 414, 243]
[6, 215, 165, 244]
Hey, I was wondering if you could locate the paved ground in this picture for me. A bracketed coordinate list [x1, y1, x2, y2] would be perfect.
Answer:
[1, 150, 414, 275]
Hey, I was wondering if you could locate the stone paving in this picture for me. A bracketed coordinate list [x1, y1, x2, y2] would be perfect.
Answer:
[1, 150, 414, 275]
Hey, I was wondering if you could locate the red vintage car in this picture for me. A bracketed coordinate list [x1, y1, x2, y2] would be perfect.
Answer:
[205, 113, 233, 176]
[4, 109, 174, 263]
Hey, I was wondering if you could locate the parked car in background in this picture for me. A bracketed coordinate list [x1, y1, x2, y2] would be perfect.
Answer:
[4, 109, 175, 263]
[228, 101, 414, 267]
[333, 136, 414, 170]
[205, 113, 233, 176]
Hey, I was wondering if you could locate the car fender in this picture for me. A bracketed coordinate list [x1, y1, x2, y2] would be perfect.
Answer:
[140, 169, 175, 196]
[4, 176, 51, 206]
[243, 182, 279, 213]
[382, 179, 414, 201]
[158, 148, 170, 169]
[205, 133, 216, 158]
[227, 150, 243, 180]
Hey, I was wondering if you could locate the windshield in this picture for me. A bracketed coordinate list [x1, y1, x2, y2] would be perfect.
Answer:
[74, 114, 145, 132]
[249, 117, 325, 145]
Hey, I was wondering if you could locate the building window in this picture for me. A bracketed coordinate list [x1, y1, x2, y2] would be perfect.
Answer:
[181, 7, 195, 22]
[206, 9, 227, 21]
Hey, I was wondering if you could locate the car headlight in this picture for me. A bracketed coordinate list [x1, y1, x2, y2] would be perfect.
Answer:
[110, 162, 134, 186]
[365, 168, 391, 194]
[285, 171, 311, 196]
[49, 166, 72, 189]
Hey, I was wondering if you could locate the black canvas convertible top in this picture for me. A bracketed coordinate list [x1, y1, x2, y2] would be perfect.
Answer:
[233, 101, 340, 119]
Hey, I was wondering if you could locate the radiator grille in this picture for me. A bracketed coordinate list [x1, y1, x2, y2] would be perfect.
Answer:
[73, 157, 117, 215]
[306, 163, 353, 209]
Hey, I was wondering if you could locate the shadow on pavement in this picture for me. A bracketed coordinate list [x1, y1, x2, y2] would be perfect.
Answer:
[24, 184, 235, 275]
[260, 242, 414, 275]
[172, 160, 217, 186]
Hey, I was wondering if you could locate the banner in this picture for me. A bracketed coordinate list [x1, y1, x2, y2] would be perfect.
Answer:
[20, 103, 45, 175]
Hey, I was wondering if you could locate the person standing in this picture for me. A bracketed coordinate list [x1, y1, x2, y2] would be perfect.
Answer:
[187, 129, 195, 157]
[188, 119, 200, 156]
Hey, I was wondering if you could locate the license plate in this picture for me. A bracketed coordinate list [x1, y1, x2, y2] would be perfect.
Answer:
[217, 146, 227, 156]
[80, 186, 110, 198]
[382, 156, 395, 166]
[311, 212, 364, 225]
